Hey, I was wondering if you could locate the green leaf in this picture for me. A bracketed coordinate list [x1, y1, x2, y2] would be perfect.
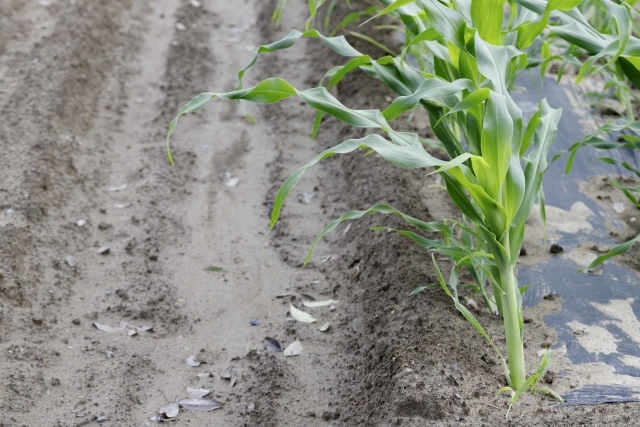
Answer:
[434, 88, 491, 129]
[166, 78, 297, 164]
[382, 78, 474, 121]
[422, 0, 467, 51]
[471, 0, 506, 45]
[481, 91, 513, 191]
[410, 286, 429, 295]
[583, 232, 640, 270]
[509, 99, 561, 262]
[237, 29, 362, 90]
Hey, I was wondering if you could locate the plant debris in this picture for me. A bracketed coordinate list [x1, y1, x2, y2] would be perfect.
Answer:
[93, 321, 152, 335]
[264, 337, 282, 352]
[177, 398, 223, 411]
[297, 192, 313, 204]
[64, 255, 78, 268]
[318, 322, 331, 332]
[158, 401, 179, 419]
[284, 340, 303, 357]
[205, 265, 227, 272]
[302, 299, 338, 308]
[186, 355, 202, 367]
[289, 303, 316, 323]
[223, 172, 239, 187]
[221, 368, 238, 388]
[186, 387, 211, 399]
[275, 292, 292, 298]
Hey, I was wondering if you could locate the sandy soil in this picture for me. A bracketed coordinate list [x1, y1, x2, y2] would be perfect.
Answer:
[2, 0, 640, 426]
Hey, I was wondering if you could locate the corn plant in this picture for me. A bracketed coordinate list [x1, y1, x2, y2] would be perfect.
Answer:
[166, 0, 637, 406]
[554, 120, 640, 268]
[166, 7, 573, 403]
[539, 0, 640, 122]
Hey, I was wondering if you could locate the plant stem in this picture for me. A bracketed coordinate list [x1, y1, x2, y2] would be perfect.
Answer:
[501, 266, 526, 389]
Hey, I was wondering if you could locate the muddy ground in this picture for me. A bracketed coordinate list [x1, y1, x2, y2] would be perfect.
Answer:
[1, 0, 640, 426]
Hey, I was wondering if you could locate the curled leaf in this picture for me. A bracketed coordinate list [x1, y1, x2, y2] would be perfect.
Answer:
[289, 303, 316, 323]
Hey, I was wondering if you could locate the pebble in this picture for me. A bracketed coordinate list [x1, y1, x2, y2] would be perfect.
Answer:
[97, 245, 111, 255]
[76, 219, 86, 227]
[176, 22, 186, 31]
[5, 208, 13, 215]
[105, 351, 114, 358]
[250, 319, 261, 326]
[190, 0, 202, 6]
[96, 416, 107, 423]
[64, 255, 78, 268]
[246, 403, 255, 413]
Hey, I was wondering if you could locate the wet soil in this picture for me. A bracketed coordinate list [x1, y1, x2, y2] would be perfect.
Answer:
[1, 0, 640, 426]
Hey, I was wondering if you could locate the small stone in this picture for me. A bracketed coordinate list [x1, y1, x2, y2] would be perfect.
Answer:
[190, 0, 202, 6]
[459, 416, 466, 421]
[520, 245, 527, 256]
[65, 255, 78, 268]
[246, 403, 255, 413]
[32, 318, 44, 325]
[97, 245, 110, 255]
[5, 208, 13, 215]
[543, 370, 557, 384]
[76, 219, 87, 227]
[105, 351, 115, 359]
[51, 377, 60, 386]
[549, 243, 563, 254]
[176, 22, 186, 31]
[250, 319, 261, 326]
[98, 221, 111, 230]
[149, 255, 158, 261]
[96, 416, 107, 423]
[71, 319, 81, 326]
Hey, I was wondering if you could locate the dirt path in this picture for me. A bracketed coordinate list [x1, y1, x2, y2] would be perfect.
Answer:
[3, 0, 640, 426]
[0, 0, 348, 425]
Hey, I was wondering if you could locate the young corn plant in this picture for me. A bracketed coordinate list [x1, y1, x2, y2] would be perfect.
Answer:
[167, 10, 566, 402]
[554, 120, 640, 268]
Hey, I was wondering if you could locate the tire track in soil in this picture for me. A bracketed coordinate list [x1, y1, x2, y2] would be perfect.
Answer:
[0, 0, 351, 426]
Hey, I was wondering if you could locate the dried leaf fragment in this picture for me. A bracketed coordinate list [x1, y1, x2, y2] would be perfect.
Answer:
[177, 398, 223, 411]
[284, 340, 303, 357]
[289, 303, 316, 323]
[93, 322, 126, 333]
[159, 401, 179, 418]
[186, 387, 211, 400]
[318, 322, 331, 332]
[186, 355, 201, 367]
[264, 337, 282, 352]
[302, 299, 338, 308]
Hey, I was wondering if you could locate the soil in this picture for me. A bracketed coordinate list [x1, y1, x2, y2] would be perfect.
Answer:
[1, 1, 640, 427]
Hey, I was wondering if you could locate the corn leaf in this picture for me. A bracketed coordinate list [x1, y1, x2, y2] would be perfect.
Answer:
[305, 204, 451, 263]
[471, 0, 506, 45]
